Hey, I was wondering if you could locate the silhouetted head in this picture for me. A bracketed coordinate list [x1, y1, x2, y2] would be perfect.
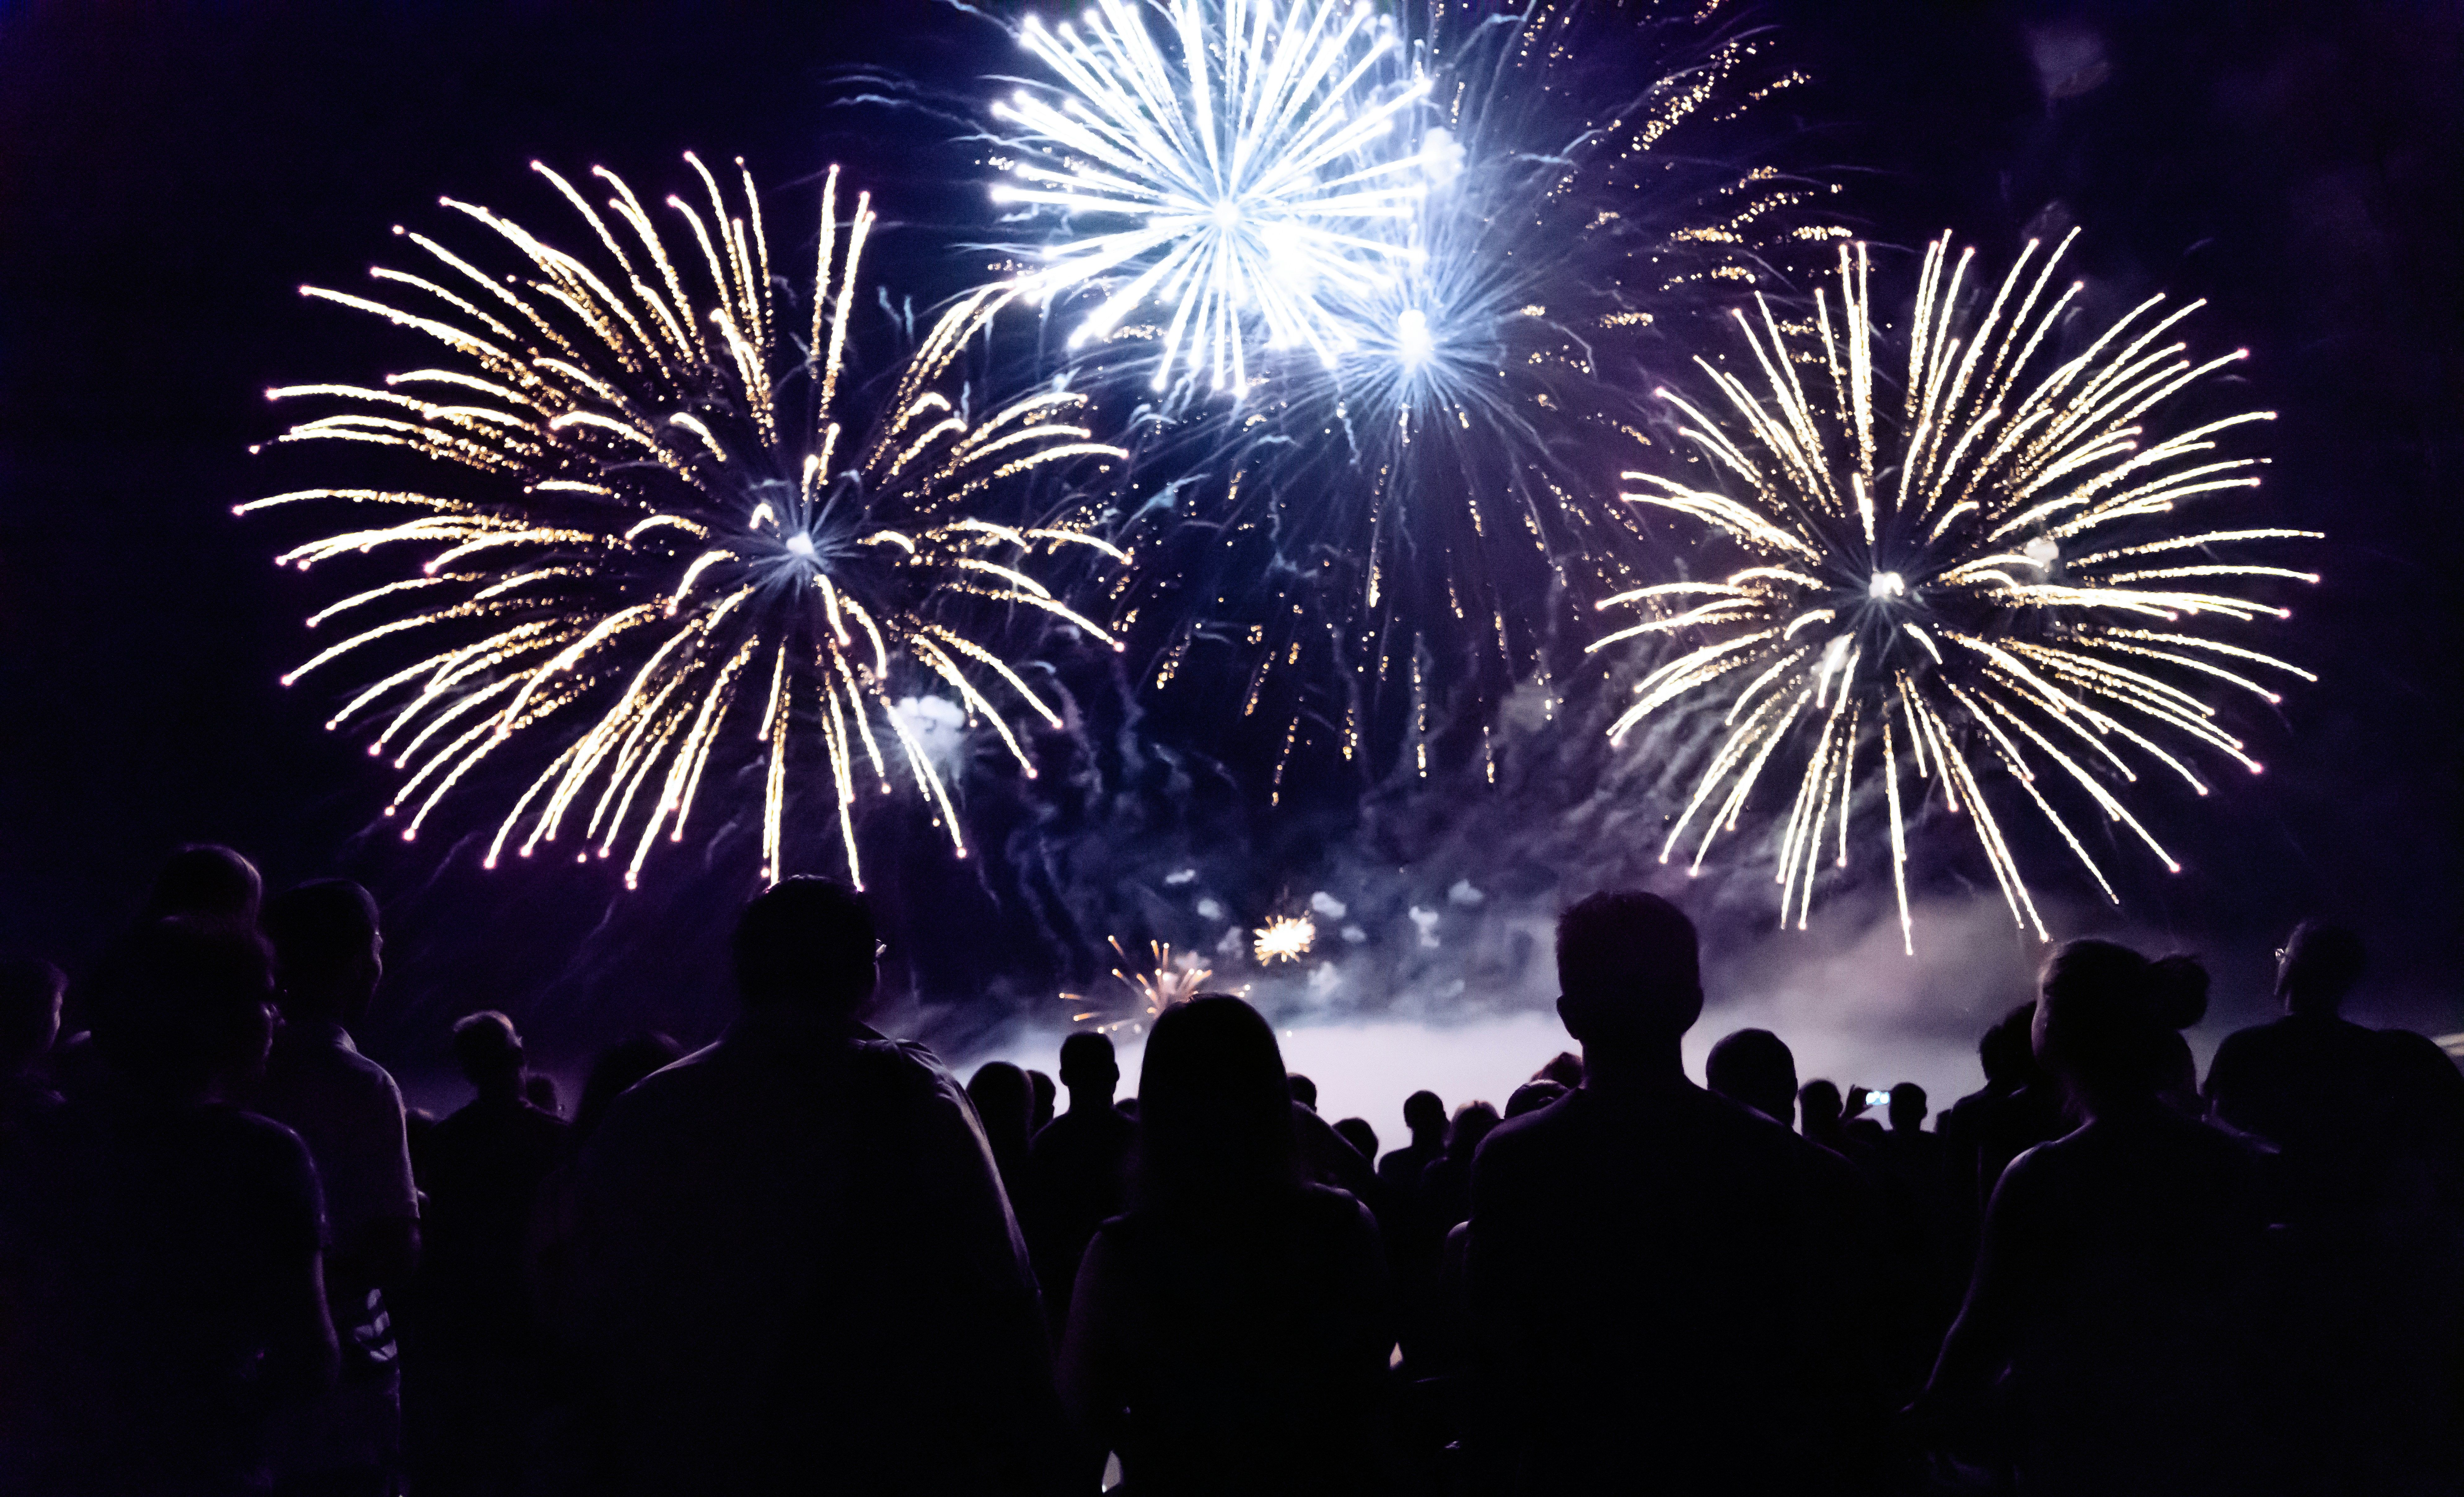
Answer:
[574, 1032, 683, 1144]
[1446, 1100, 1501, 1161]
[1534, 1051, 1586, 1089]
[451, 1011, 525, 1097]
[2034, 939, 2208, 1111]
[1888, 1082, 1928, 1132]
[1505, 1080, 1566, 1118]
[1058, 1031, 1120, 1107]
[1555, 891, 1702, 1056]
[2276, 920, 2364, 1017]
[142, 844, 263, 930]
[1134, 994, 1298, 1206]
[1978, 1003, 2042, 1091]
[261, 879, 382, 1029]
[1798, 1079, 1845, 1140]
[1401, 1088, 1446, 1143]
[90, 919, 275, 1098]
[0, 958, 66, 1077]
[1287, 1072, 1318, 1110]
[968, 1061, 1033, 1159]
[731, 876, 877, 1014]
[1028, 1069, 1056, 1131]
[1331, 1115, 1378, 1161]
[1706, 1027, 1797, 1125]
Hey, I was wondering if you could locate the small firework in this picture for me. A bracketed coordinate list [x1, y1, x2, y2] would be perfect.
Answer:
[1063, 938, 1215, 1033]
[1252, 913, 1318, 964]
[1595, 232, 2316, 949]
[248, 156, 1125, 888]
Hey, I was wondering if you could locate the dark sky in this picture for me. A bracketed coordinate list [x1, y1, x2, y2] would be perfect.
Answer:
[2, 0, 2457, 1079]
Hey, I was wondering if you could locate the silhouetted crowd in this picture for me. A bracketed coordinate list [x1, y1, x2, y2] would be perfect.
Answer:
[1, 846, 2458, 1495]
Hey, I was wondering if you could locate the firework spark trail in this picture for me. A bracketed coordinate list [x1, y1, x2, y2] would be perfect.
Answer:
[1051, 0, 1843, 787]
[1593, 232, 2318, 951]
[1063, 937, 1216, 1032]
[245, 156, 1127, 888]
[991, 0, 1433, 396]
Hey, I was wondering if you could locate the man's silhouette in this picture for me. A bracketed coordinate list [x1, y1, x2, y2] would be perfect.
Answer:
[1705, 1027, 1796, 1124]
[414, 1011, 565, 1496]
[1469, 891, 1874, 1493]
[564, 877, 1068, 1495]
[255, 881, 419, 1497]
[1021, 1031, 1135, 1327]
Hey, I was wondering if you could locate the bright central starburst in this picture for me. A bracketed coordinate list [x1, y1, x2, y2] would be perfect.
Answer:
[990, 0, 1432, 395]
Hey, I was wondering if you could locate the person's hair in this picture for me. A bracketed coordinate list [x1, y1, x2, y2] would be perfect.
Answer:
[1798, 1079, 1844, 1131]
[1505, 1079, 1566, 1118]
[0, 958, 66, 1073]
[1331, 1115, 1379, 1161]
[574, 1032, 683, 1144]
[2279, 920, 2364, 1011]
[1979, 1003, 2042, 1089]
[2037, 939, 2208, 1101]
[1533, 1051, 1586, 1089]
[1888, 1082, 1928, 1128]
[261, 880, 380, 1014]
[451, 1010, 524, 1087]
[1028, 1069, 1056, 1128]
[1402, 1088, 1446, 1135]
[1133, 994, 1298, 1207]
[90, 919, 274, 1092]
[1556, 891, 1701, 1043]
[1286, 1073, 1317, 1108]
[967, 1062, 1033, 1144]
[1706, 1027, 1797, 1123]
[1446, 1100, 1502, 1160]
[141, 844, 262, 926]
[1058, 1030, 1117, 1090]
[732, 876, 876, 1009]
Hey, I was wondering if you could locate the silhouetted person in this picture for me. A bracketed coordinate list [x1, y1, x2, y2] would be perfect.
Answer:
[1799, 1077, 1855, 1155]
[2207, 921, 2464, 1494]
[413, 1011, 565, 1496]
[1416, 1100, 1497, 1243]
[1288, 1072, 1318, 1109]
[1705, 1026, 1796, 1124]
[1533, 1052, 1584, 1090]
[522, 1072, 561, 1117]
[1028, 1068, 1056, 1134]
[569, 1034, 682, 1149]
[1503, 1081, 1563, 1119]
[1332, 1114, 1378, 1162]
[1469, 891, 1876, 1493]
[0, 920, 336, 1496]
[139, 843, 264, 931]
[969, 1060, 1036, 1206]
[1377, 1088, 1449, 1366]
[1060, 995, 1392, 1495]
[1022, 1031, 1136, 1329]
[1917, 942, 2277, 1496]
[1872, 1081, 1956, 1397]
[562, 877, 1067, 1495]
[0, 958, 64, 1153]
[255, 881, 420, 1497]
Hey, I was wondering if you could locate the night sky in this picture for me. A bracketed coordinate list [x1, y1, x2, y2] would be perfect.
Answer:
[2, 0, 2457, 1085]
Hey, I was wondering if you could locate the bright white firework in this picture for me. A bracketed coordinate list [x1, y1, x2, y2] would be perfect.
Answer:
[1594, 232, 2318, 951]
[246, 157, 1128, 890]
[991, 0, 1433, 395]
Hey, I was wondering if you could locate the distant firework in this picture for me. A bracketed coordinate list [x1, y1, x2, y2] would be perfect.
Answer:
[1063, 937, 1215, 1033]
[247, 156, 1124, 888]
[990, 0, 1432, 396]
[1595, 232, 2317, 949]
[1252, 913, 1319, 963]
[1034, 0, 1842, 790]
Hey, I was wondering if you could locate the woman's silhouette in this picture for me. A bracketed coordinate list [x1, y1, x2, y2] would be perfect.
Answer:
[1058, 995, 1392, 1495]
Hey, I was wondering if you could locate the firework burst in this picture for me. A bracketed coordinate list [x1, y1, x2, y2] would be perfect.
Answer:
[245, 156, 1126, 889]
[1594, 232, 2317, 949]
[990, 0, 1433, 396]
[1078, 0, 1841, 789]
[1252, 912, 1318, 963]
[1063, 937, 1216, 1033]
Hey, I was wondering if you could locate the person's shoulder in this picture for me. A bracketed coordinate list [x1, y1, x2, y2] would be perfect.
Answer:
[1473, 1088, 1583, 1169]
[1295, 1180, 1380, 1236]
[202, 1104, 321, 1180]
